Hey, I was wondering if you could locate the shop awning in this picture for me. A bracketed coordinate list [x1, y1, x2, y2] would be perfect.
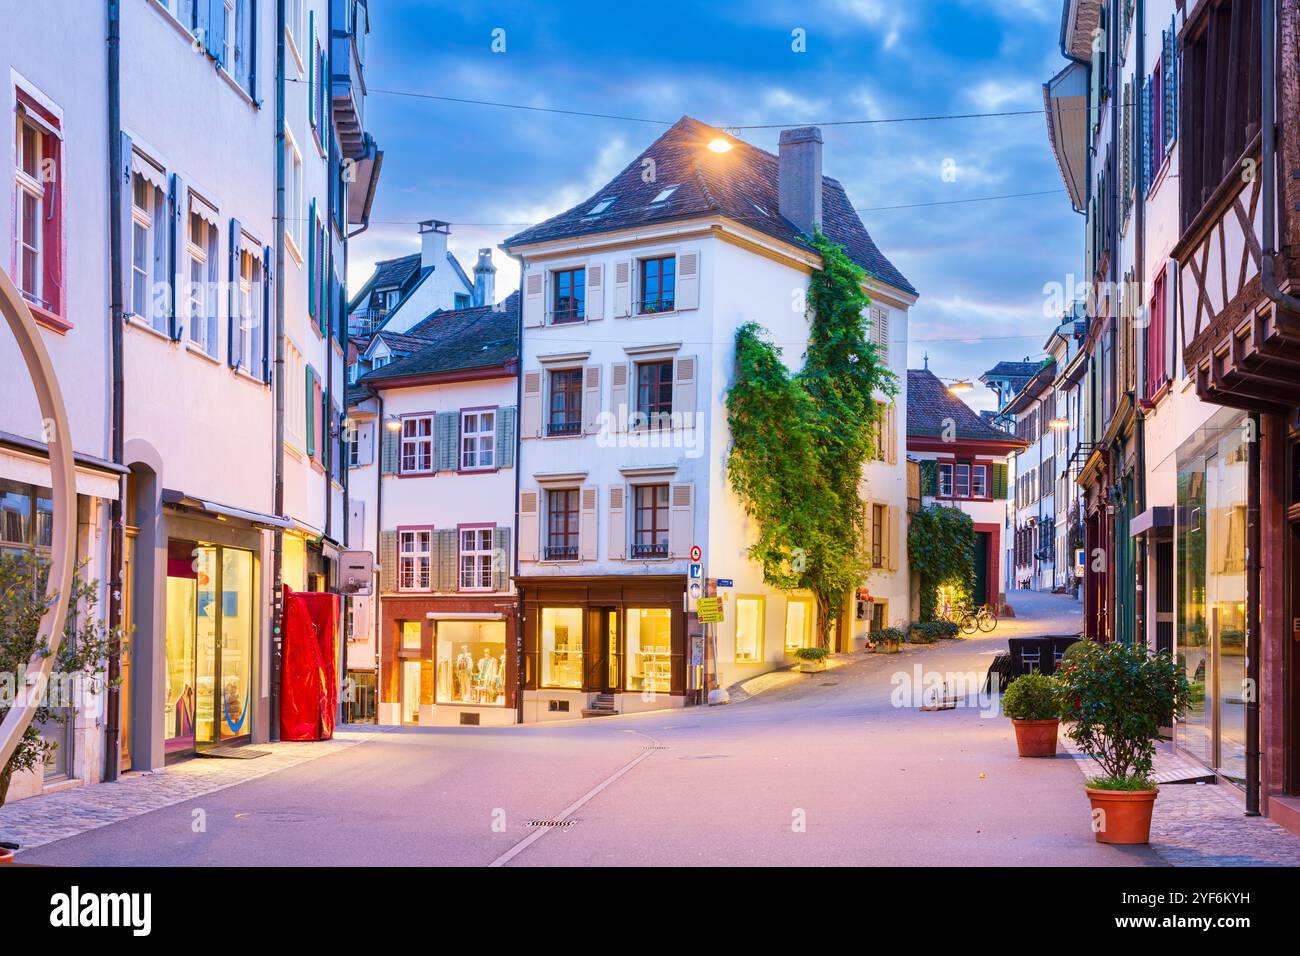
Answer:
[161, 488, 292, 530]
[1129, 506, 1174, 537]
[0, 430, 124, 499]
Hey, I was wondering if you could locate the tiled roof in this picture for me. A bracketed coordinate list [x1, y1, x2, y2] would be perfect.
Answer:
[907, 369, 1024, 443]
[502, 116, 915, 296]
[361, 292, 520, 384]
[369, 253, 423, 291]
[371, 330, 435, 356]
[981, 360, 1042, 381]
[345, 383, 373, 408]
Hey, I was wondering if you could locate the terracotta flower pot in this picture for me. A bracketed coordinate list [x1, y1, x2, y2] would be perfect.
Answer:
[797, 659, 827, 673]
[0, 847, 13, 865]
[1085, 786, 1159, 844]
[1011, 718, 1059, 757]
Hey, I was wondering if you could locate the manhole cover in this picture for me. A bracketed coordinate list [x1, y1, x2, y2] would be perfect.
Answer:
[819, 681, 838, 686]
[678, 754, 731, 760]
[236, 810, 314, 824]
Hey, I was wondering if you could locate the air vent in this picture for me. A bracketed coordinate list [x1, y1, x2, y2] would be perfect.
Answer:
[459, 712, 481, 726]
[548, 699, 570, 713]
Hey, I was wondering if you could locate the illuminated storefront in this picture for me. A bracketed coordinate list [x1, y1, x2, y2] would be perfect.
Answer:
[520, 576, 687, 721]
[1176, 410, 1249, 784]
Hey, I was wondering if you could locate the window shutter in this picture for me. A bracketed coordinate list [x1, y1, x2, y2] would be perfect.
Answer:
[579, 485, 599, 561]
[521, 370, 543, 438]
[676, 250, 700, 311]
[227, 218, 242, 368]
[586, 263, 605, 321]
[206, 0, 226, 65]
[869, 306, 890, 363]
[261, 244, 273, 382]
[308, 199, 317, 320]
[435, 411, 459, 472]
[380, 423, 399, 474]
[379, 530, 397, 592]
[196, 0, 212, 53]
[117, 132, 134, 317]
[610, 362, 630, 432]
[1141, 78, 1153, 194]
[305, 367, 316, 459]
[519, 490, 540, 562]
[886, 404, 897, 464]
[495, 405, 517, 468]
[1164, 21, 1177, 146]
[436, 528, 457, 592]
[885, 506, 899, 572]
[313, 371, 324, 461]
[608, 484, 626, 560]
[523, 271, 544, 327]
[582, 364, 602, 435]
[669, 482, 694, 559]
[492, 526, 511, 592]
[992, 462, 1009, 500]
[613, 259, 632, 317]
[169, 173, 187, 340]
[672, 355, 697, 420]
[919, 460, 938, 497]
[308, 10, 317, 129]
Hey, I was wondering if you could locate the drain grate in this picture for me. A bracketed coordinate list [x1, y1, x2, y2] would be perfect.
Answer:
[527, 819, 576, 828]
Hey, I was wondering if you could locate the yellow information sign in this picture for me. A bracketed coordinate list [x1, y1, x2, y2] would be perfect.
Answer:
[697, 597, 724, 623]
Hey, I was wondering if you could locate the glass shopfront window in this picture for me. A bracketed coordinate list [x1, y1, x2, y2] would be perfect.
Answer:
[785, 597, 813, 651]
[436, 620, 507, 706]
[1177, 411, 1249, 784]
[626, 608, 671, 693]
[541, 607, 583, 689]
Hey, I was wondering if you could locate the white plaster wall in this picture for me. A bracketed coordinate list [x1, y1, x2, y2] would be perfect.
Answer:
[379, 254, 473, 335]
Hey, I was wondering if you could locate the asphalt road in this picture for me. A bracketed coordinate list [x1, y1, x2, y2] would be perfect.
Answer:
[22, 590, 1162, 866]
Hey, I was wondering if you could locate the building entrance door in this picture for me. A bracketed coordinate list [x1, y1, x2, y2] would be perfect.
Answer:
[603, 609, 620, 694]
[973, 531, 990, 606]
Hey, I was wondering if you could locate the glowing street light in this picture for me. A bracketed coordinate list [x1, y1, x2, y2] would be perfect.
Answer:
[947, 379, 973, 395]
[706, 138, 733, 153]
[1049, 417, 1070, 431]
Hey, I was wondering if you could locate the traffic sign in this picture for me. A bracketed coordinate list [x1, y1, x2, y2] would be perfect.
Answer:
[716, 578, 733, 588]
[689, 562, 703, 580]
[690, 545, 702, 562]
[697, 597, 724, 623]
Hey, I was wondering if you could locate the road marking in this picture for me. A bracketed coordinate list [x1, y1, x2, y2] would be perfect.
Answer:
[488, 734, 662, 867]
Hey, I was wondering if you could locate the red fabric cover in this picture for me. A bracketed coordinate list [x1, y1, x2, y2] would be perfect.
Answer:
[279, 586, 339, 741]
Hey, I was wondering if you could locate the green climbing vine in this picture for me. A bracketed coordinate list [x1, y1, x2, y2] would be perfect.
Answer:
[726, 232, 896, 647]
[907, 504, 977, 622]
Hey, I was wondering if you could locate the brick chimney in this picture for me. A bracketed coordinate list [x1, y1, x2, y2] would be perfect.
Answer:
[472, 248, 496, 307]
[778, 126, 823, 236]
[419, 219, 450, 270]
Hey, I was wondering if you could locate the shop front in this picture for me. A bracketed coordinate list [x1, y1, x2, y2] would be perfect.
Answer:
[519, 576, 687, 722]
[380, 594, 519, 727]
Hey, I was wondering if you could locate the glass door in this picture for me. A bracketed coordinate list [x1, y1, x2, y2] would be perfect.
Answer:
[604, 609, 620, 693]
[164, 550, 198, 755]
[194, 546, 218, 745]
[219, 548, 253, 739]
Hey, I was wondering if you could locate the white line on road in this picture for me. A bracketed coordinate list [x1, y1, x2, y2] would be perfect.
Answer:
[488, 732, 663, 867]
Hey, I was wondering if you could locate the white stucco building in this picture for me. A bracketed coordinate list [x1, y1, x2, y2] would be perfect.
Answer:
[502, 117, 915, 720]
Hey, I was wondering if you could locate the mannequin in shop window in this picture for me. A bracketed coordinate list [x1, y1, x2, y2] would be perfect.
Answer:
[455, 646, 473, 702]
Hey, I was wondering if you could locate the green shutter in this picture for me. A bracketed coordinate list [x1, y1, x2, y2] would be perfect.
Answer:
[308, 10, 317, 129]
[436, 529, 458, 592]
[495, 406, 516, 468]
[492, 526, 511, 592]
[379, 530, 397, 592]
[381, 424, 399, 474]
[992, 462, 1009, 500]
[435, 411, 459, 472]
[308, 199, 317, 320]
[919, 460, 938, 497]
[305, 367, 316, 458]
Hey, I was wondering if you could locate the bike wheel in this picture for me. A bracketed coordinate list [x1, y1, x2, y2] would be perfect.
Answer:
[978, 608, 997, 633]
[961, 615, 977, 635]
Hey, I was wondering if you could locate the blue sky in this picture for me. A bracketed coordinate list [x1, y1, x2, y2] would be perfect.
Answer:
[350, 0, 1082, 411]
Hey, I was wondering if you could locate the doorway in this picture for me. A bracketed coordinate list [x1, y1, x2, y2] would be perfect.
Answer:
[973, 531, 990, 606]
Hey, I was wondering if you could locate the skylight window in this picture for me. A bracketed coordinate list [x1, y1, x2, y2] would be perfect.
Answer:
[650, 185, 679, 204]
[587, 198, 616, 215]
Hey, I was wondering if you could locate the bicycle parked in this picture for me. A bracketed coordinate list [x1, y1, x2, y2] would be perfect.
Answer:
[940, 600, 998, 634]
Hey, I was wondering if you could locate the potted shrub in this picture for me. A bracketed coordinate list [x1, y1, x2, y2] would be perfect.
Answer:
[1001, 672, 1062, 757]
[874, 627, 906, 653]
[794, 646, 830, 672]
[1056, 640, 1191, 845]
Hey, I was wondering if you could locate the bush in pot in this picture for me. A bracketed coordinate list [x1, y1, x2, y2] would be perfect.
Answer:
[1055, 640, 1191, 844]
[1001, 672, 1062, 757]
[794, 646, 830, 672]
[873, 627, 907, 653]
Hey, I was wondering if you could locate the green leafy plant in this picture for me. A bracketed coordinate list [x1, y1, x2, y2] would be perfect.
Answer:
[875, 627, 907, 645]
[907, 505, 977, 622]
[1056, 640, 1191, 787]
[794, 646, 830, 661]
[1061, 639, 1091, 662]
[908, 620, 959, 643]
[0, 553, 117, 806]
[1002, 672, 1062, 721]
[726, 232, 896, 648]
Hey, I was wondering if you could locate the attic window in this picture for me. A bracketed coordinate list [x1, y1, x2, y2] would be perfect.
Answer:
[650, 186, 678, 204]
[587, 198, 616, 215]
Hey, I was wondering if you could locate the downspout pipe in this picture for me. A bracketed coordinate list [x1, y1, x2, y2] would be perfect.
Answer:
[1134, 0, 1148, 650]
[511, 263, 524, 725]
[270, 0, 287, 742]
[1246, 411, 1261, 816]
[373, 392, 384, 690]
[104, 0, 125, 782]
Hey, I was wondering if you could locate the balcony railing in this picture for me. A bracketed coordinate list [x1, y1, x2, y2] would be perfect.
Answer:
[630, 542, 669, 559]
[544, 544, 578, 561]
[546, 419, 582, 437]
[349, 308, 388, 338]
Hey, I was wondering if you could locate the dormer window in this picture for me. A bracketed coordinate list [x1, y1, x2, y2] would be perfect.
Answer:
[650, 186, 678, 204]
[587, 198, 615, 215]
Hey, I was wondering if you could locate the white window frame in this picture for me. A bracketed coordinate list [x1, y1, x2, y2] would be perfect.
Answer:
[285, 132, 304, 256]
[235, 243, 264, 372]
[458, 526, 495, 592]
[938, 462, 954, 497]
[186, 213, 218, 355]
[14, 115, 45, 307]
[130, 174, 153, 321]
[400, 415, 434, 474]
[398, 529, 432, 592]
[460, 409, 496, 471]
[971, 464, 989, 499]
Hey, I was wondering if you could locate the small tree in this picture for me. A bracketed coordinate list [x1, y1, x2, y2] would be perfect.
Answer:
[0, 551, 115, 806]
[1055, 640, 1191, 786]
[726, 233, 896, 647]
[907, 504, 976, 621]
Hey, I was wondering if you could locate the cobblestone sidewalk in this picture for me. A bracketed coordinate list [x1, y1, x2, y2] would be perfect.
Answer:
[0, 726, 387, 855]
[1061, 736, 1300, 866]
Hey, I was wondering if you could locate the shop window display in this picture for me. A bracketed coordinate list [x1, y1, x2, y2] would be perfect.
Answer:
[626, 607, 671, 693]
[436, 620, 507, 706]
[541, 607, 583, 688]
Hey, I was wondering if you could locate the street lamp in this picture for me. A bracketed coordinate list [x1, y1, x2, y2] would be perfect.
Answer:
[947, 379, 974, 395]
[1049, 417, 1070, 430]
